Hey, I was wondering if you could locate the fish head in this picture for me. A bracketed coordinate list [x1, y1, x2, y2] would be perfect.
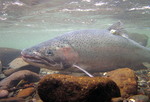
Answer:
[21, 39, 79, 70]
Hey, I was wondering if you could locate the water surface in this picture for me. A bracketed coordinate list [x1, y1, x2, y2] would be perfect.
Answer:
[0, 0, 150, 49]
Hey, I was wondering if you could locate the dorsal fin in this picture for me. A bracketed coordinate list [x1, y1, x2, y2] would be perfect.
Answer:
[108, 21, 124, 31]
[108, 21, 128, 38]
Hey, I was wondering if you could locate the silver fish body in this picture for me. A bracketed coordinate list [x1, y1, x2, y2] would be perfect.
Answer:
[21, 24, 150, 72]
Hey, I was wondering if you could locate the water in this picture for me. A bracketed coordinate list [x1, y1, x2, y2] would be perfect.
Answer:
[0, 1, 150, 101]
[0, 0, 150, 49]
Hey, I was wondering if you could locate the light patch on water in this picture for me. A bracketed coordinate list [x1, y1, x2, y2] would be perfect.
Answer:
[2, 0, 24, 10]
[94, 2, 108, 6]
[82, 0, 91, 2]
[0, 17, 7, 20]
[69, 1, 79, 4]
[129, 6, 150, 11]
[60, 8, 98, 12]
[11, 1, 24, 6]
[0, 0, 150, 49]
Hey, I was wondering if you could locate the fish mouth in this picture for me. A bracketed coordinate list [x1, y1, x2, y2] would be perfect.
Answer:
[21, 53, 62, 69]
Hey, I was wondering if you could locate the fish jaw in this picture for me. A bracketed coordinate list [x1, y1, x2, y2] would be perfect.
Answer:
[21, 48, 65, 70]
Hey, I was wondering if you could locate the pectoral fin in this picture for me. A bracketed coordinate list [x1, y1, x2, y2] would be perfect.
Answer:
[73, 64, 94, 77]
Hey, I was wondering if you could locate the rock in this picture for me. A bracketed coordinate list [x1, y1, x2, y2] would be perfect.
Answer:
[31, 92, 43, 102]
[38, 74, 121, 102]
[0, 89, 9, 98]
[0, 61, 2, 73]
[111, 97, 123, 102]
[7, 91, 14, 98]
[0, 74, 5, 81]
[16, 87, 35, 98]
[126, 95, 149, 102]
[0, 47, 21, 67]
[135, 69, 150, 96]
[3, 57, 40, 76]
[40, 68, 59, 76]
[0, 97, 25, 102]
[106, 68, 138, 98]
[145, 88, 150, 98]
[9, 57, 31, 68]
[0, 70, 40, 89]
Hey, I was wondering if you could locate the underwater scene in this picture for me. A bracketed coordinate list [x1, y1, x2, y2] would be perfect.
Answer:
[0, 0, 150, 102]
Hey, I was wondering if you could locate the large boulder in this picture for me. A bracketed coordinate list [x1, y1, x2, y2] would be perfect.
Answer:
[106, 68, 138, 98]
[38, 74, 121, 102]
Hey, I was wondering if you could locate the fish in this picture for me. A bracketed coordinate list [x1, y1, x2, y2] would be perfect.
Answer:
[21, 22, 150, 76]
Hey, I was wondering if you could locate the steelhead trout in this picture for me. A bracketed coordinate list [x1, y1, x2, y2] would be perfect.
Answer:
[21, 22, 150, 75]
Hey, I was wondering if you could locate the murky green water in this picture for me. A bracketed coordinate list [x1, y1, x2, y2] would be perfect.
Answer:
[0, 0, 150, 49]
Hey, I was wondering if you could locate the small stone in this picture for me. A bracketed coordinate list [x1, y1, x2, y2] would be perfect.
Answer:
[40, 68, 59, 75]
[32, 92, 43, 102]
[0, 74, 5, 80]
[138, 79, 148, 87]
[0, 89, 9, 98]
[106, 68, 138, 98]
[0, 61, 2, 73]
[111, 97, 123, 102]
[145, 88, 150, 98]
[38, 74, 121, 102]
[16, 87, 35, 98]
[7, 91, 14, 97]
[127, 95, 149, 102]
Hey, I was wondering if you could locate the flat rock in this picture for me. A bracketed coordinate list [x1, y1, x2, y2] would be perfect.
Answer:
[0, 97, 25, 102]
[0, 70, 40, 89]
[38, 74, 121, 102]
[106, 68, 138, 98]
[3, 57, 40, 76]
[16, 87, 35, 98]
[111, 97, 123, 102]
[9, 57, 30, 68]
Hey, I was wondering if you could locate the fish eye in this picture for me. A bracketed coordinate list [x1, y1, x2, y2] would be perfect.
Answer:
[46, 50, 54, 56]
